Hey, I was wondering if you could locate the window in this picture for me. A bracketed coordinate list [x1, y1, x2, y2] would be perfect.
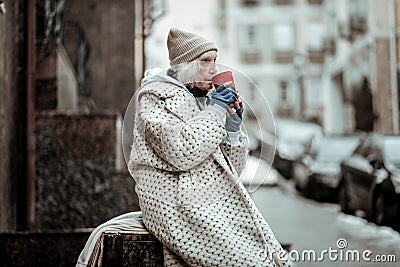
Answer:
[273, 22, 295, 63]
[307, 0, 324, 4]
[306, 78, 323, 107]
[239, 25, 262, 63]
[324, 37, 336, 56]
[307, 21, 325, 63]
[241, 0, 260, 6]
[280, 81, 288, 103]
[275, 0, 293, 5]
[307, 21, 324, 51]
[277, 80, 293, 117]
[247, 26, 256, 46]
[349, 0, 367, 36]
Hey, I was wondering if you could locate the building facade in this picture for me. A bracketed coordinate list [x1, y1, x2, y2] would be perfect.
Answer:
[147, 0, 327, 126]
[147, 0, 400, 135]
[320, 0, 400, 134]
[219, 0, 327, 125]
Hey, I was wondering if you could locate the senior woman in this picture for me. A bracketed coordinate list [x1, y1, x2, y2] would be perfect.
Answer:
[128, 28, 289, 267]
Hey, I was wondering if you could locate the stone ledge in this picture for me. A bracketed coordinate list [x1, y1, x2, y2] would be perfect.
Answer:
[100, 231, 292, 267]
[0, 229, 292, 266]
[0, 229, 92, 267]
[102, 231, 164, 267]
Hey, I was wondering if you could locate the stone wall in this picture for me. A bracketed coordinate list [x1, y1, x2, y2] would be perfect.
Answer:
[0, 0, 26, 231]
[64, 0, 136, 114]
[35, 111, 139, 229]
[0, 229, 91, 267]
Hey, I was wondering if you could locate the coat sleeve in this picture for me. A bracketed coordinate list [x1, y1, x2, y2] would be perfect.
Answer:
[138, 89, 227, 171]
[221, 132, 249, 176]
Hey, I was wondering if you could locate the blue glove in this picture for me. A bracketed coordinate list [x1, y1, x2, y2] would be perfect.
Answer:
[225, 113, 242, 132]
[226, 107, 244, 132]
[210, 84, 237, 109]
[236, 108, 243, 120]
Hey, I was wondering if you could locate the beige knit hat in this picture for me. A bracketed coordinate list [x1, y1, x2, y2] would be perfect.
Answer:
[167, 27, 218, 66]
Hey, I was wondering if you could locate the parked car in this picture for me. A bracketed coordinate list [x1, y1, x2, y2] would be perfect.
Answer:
[250, 129, 276, 165]
[241, 155, 280, 187]
[246, 131, 280, 189]
[273, 118, 322, 179]
[339, 134, 400, 229]
[293, 135, 361, 202]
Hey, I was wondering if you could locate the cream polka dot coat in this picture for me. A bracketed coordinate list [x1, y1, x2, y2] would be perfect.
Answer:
[128, 72, 289, 266]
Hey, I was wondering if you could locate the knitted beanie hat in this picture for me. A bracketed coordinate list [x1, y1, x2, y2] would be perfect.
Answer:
[167, 27, 218, 66]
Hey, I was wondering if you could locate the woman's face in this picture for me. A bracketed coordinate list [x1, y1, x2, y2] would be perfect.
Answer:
[194, 51, 217, 90]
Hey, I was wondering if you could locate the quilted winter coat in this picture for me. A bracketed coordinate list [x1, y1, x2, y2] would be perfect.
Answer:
[128, 72, 289, 267]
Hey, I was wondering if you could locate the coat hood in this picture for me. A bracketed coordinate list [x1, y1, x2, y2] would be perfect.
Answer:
[141, 68, 185, 89]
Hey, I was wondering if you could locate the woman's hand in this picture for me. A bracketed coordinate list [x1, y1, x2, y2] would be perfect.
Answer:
[229, 99, 243, 119]
[226, 100, 244, 132]
[210, 83, 237, 109]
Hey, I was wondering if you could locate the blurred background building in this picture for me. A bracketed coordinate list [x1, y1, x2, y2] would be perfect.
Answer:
[147, 0, 400, 135]
[1, 0, 400, 265]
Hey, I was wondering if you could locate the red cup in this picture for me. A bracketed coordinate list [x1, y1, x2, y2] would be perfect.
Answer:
[212, 71, 235, 89]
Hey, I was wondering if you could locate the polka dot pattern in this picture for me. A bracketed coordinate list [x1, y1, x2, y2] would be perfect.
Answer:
[129, 82, 290, 266]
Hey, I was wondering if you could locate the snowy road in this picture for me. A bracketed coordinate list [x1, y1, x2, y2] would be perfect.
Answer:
[250, 179, 400, 267]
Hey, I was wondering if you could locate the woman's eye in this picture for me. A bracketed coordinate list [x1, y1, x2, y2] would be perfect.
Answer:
[199, 60, 210, 66]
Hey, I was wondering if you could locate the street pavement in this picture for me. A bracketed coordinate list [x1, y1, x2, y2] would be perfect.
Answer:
[249, 178, 400, 267]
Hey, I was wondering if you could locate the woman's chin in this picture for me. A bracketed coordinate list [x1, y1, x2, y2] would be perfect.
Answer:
[195, 81, 213, 90]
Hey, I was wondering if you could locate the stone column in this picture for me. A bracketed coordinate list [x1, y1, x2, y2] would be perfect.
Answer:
[0, 0, 27, 231]
[369, 0, 398, 134]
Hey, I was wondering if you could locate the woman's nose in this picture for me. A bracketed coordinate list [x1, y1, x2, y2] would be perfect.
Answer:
[210, 63, 217, 74]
